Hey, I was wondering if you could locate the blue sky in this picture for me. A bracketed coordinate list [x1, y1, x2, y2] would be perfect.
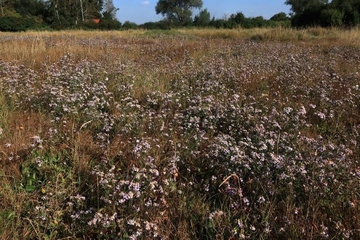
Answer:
[114, 0, 290, 24]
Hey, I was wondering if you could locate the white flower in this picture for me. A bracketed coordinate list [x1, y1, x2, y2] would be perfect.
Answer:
[31, 135, 42, 144]
[258, 196, 266, 203]
[283, 107, 293, 114]
[316, 111, 326, 120]
[298, 105, 307, 115]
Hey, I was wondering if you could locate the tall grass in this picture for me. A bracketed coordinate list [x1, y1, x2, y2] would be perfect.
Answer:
[0, 29, 359, 239]
[1, 28, 360, 67]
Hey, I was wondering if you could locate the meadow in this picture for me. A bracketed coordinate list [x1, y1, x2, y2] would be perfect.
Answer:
[0, 28, 359, 239]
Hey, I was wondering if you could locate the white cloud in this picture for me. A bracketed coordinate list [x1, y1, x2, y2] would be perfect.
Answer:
[141, 1, 149, 5]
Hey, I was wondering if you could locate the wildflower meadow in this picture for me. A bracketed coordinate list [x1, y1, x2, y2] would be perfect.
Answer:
[0, 29, 359, 239]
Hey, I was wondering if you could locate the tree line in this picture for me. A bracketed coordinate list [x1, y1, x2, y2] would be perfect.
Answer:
[0, 0, 290, 31]
[1, 0, 360, 31]
[154, 0, 360, 28]
[133, 11, 290, 30]
[0, 0, 121, 31]
[286, 0, 360, 27]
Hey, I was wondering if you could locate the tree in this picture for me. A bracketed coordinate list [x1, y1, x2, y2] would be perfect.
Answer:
[43, 0, 107, 29]
[44, 0, 81, 28]
[155, 0, 203, 26]
[0, 0, 15, 16]
[14, 0, 46, 17]
[285, 0, 328, 27]
[285, 0, 328, 15]
[320, 8, 343, 27]
[330, 0, 360, 26]
[122, 21, 138, 29]
[230, 12, 245, 24]
[193, 8, 210, 27]
[103, 0, 118, 20]
[85, 0, 103, 19]
[270, 12, 289, 21]
[99, 18, 121, 30]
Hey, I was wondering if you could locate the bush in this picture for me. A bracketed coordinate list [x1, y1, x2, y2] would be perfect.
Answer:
[270, 12, 289, 22]
[141, 21, 160, 30]
[0, 16, 39, 31]
[122, 21, 139, 30]
[98, 19, 122, 30]
[321, 8, 344, 27]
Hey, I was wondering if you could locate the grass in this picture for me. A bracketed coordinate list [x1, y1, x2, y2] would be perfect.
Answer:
[0, 28, 359, 239]
[178, 27, 360, 44]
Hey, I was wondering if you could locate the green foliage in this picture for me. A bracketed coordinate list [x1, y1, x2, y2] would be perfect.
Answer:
[20, 153, 70, 193]
[230, 12, 246, 25]
[321, 8, 344, 27]
[291, 5, 324, 27]
[331, 0, 360, 26]
[205, 11, 290, 30]
[141, 21, 161, 29]
[155, 0, 203, 26]
[102, 0, 118, 20]
[122, 21, 139, 30]
[0, 16, 42, 31]
[193, 8, 211, 27]
[286, 0, 360, 27]
[14, 0, 46, 17]
[285, 0, 329, 15]
[140, 20, 173, 30]
[0, 0, 112, 30]
[270, 12, 289, 21]
[209, 18, 227, 29]
[81, 20, 101, 30]
[98, 18, 122, 30]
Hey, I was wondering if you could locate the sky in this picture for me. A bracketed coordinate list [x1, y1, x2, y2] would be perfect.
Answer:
[113, 0, 291, 24]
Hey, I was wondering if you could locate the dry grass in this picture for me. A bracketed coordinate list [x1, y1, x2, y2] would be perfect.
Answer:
[179, 27, 360, 45]
[0, 30, 145, 67]
[0, 29, 359, 239]
[1, 28, 360, 67]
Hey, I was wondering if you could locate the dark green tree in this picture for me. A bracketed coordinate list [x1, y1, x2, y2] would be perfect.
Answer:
[330, 0, 360, 26]
[122, 21, 138, 29]
[287, 0, 360, 27]
[43, 0, 79, 28]
[320, 8, 343, 27]
[285, 0, 328, 15]
[98, 17, 121, 30]
[228, 12, 245, 26]
[193, 8, 210, 27]
[85, 0, 104, 19]
[14, 0, 45, 17]
[141, 21, 159, 29]
[0, 0, 16, 16]
[285, 0, 328, 26]
[155, 0, 203, 26]
[103, 0, 118, 20]
[270, 12, 289, 21]
[43, 0, 107, 29]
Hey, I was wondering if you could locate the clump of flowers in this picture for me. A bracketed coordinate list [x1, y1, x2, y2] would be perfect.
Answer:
[0, 35, 359, 239]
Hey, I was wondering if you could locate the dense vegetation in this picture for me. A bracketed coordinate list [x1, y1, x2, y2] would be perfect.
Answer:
[0, 0, 121, 31]
[0, 0, 289, 31]
[0, 29, 359, 239]
[286, 0, 360, 27]
[2, 0, 360, 31]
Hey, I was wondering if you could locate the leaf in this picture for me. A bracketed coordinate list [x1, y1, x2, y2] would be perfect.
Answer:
[25, 185, 36, 192]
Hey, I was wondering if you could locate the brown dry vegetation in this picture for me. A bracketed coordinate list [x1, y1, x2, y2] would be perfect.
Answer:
[0, 28, 359, 239]
[0, 28, 360, 66]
